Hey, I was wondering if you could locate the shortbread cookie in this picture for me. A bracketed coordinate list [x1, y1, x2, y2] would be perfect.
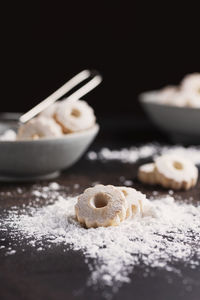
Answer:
[117, 186, 146, 218]
[75, 185, 127, 228]
[156, 86, 177, 105]
[17, 116, 63, 140]
[186, 94, 200, 108]
[40, 102, 59, 118]
[155, 154, 198, 190]
[55, 100, 96, 133]
[168, 91, 192, 107]
[142, 86, 177, 105]
[138, 163, 157, 185]
[181, 73, 200, 95]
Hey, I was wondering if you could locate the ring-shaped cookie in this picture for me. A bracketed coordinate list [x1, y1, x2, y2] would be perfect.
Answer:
[17, 116, 63, 140]
[138, 163, 157, 185]
[40, 102, 59, 118]
[155, 154, 198, 190]
[117, 186, 146, 218]
[181, 73, 200, 95]
[55, 100, 96, 133]
[75, 184, 127, 228]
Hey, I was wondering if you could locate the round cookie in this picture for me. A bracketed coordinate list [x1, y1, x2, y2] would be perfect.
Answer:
[117, 186, 146, 218]
[169, 90, 200, 108]
[181, 73, 200, 96]
[138, 163, 157, 185]
[155, 154, 198, 190]
[75, 185, 127, 228]
[169, 91, 191, 107]
[40, 102, 59, 118]
[186, 94, 200, 108]
[156, 86, 177, 105]
[55, 99, 96, 133]
[17, 116, 63, 140]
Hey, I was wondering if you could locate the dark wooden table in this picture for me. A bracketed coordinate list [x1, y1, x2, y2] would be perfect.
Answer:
[0, 116, 200, 300]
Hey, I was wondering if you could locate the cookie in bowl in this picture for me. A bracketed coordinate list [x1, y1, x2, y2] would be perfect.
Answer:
[17, 116, 63, 140]
[54, 99, 96, 133]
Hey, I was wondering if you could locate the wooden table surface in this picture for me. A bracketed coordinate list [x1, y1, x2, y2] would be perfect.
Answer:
[0, 117, 200, 300]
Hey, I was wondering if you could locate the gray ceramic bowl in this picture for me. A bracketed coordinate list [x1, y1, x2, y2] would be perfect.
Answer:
[139, 92, 200, 144]
[0, 114, 99, 181]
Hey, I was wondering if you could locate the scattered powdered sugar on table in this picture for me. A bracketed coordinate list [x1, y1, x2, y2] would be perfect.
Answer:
[1, 189, 200, 293]
[87, 144, 200, 165]
[87, 145, 158, 163]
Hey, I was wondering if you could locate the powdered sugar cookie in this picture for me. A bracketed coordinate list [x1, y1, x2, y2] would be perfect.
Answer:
[138, 163, 157, 185]
[17, 116, 63, 140]
[75, 185, 127, 228]
[156, 86, 177, 105]
[155, 154, 198, 190]
[168, 90, 191, 107]
[40, 102, 59, 118]
[117, 186, 146, 218]
[55, 99, 96, 133]
[168, 90, 200, 108]
[181, 73, 200, 96]
[186, 94, 200, 108]
[142, 86, 177, 105]
[142, 73, 200, 108]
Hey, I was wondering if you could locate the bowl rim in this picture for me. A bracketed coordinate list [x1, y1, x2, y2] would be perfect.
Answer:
[139, 91, 200, 112]
[0, 123, 99, 144]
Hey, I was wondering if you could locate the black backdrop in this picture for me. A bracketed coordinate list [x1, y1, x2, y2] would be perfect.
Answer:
[1, 2, 200, 118]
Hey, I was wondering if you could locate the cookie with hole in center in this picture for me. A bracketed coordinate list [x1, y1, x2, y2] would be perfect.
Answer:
[138, 163, 157, 185]
[155, 154, 198, 190]
[75, 184, 127, 228]
[54, 99, 96, 133]
[117, 186, 146, 218]
[17, 116, 63, 140]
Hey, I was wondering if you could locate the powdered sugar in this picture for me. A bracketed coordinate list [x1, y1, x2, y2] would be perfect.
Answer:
[1, 185, 200, 295]
[87, 144, 200, 165]
[88, 145, 158, 163]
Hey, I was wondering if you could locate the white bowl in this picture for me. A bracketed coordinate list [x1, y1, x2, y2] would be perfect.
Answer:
[0, 114, 99, 182]
[139, 92, 200, 144]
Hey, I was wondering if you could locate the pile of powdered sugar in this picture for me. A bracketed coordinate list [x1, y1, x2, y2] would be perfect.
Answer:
[1, 185, 200, 292]
[87, 144, 200, 165]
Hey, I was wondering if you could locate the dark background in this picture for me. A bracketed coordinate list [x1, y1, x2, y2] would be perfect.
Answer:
[1, 4, 200, 300]
[1, 2, 200, 118]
